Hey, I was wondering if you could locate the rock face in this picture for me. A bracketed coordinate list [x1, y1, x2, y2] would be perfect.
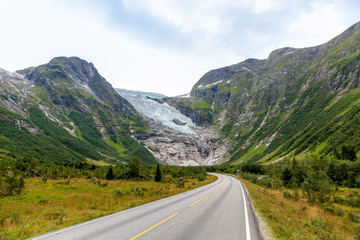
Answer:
[117, 89, 229, 165]
[141, 119, 229, 166]
[24, 57, 136, 115]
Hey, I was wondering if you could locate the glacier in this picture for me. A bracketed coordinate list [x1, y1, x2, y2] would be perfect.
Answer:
[116, 89, 196, 135]
[0, 68, 9, 74]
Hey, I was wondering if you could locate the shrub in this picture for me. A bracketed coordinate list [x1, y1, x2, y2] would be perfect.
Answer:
[348, 212, 360, 223]
[10, 212, 22, 225]
[283, 191, 292, 199]
[301, 170, 332, 204]
[130, 186, 144, 197]
[45, 210, 66, 224]
[176, 179, 185, 188]
[0, 175, 25, 196]
[196, 173, 206, 182]
[354, 225, 360, 240]
[113, 188, 125, 198]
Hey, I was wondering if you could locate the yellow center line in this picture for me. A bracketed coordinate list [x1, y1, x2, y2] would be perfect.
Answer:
[129, 212, 179, 240]
[188, 194, 210, 207]
[212, 182, 226, 193]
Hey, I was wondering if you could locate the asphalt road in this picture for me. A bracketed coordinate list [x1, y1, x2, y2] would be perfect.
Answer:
[29, 174, 261, 240]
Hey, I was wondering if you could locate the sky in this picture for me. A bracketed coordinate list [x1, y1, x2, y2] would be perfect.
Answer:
[0, 0, 359, 96]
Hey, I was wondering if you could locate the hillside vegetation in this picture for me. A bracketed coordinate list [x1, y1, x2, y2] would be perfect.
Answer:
[0, 57, 156, 165]
[170, 21, 360, 164]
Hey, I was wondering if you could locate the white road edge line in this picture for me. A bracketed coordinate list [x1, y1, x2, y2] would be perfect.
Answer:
[238, 179, 251, 240]
[31, 175, 224, 240]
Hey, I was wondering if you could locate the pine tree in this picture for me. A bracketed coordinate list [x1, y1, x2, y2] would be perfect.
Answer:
[281, 167, 293, 186]
[106, 167, 114, 180]
[154, 163, 162, 182]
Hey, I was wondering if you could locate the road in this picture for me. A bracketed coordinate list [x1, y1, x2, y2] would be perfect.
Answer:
[29, 174, 261, 240]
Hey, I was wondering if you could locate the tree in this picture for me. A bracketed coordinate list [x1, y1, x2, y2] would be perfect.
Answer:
[105, 167, 114, 180]
[128, 157, 140, 179]
[281, 167, 293, 186]
[301, 170, 332, 204]
[154, 163, 162, 182]
[341, 145, 357, 161]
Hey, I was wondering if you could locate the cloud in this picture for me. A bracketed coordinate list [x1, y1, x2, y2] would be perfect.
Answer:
[0, 0, 359, 95]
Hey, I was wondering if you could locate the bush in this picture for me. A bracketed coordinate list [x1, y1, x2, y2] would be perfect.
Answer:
[176, 179, 185, 188]
[130, 186, 145, 197]
[283, 191, 292, 199]
[301, 170, 332, 204]
[354, 225, 360, 240]
[348, 212, 360, 223]
[282, 190, 300, 201]
[113, 188, 125, 198]
[196, 173, 207, 182]
[0, 175, 25, 196]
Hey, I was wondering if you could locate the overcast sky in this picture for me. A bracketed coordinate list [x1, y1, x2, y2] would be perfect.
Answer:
[0, 0, 359, 96]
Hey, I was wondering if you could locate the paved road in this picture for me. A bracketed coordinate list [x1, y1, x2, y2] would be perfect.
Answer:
[29, 174, 261, 240]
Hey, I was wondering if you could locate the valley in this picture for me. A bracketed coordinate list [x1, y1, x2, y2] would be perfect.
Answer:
[1, 20, 360, 240]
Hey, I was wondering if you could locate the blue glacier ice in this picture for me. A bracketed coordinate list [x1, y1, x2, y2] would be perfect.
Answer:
[0, 68, 9, 74]
[117, 89, 196, 134]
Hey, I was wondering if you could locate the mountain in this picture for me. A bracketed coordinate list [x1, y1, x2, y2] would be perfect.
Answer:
[0, 57, 157, 165]
[2, 21, 360, 167]
[169, 21, 360, 164]
[116, 89, 229, 166]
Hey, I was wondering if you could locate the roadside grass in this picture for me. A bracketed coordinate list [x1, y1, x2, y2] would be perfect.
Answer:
[239, 177, 360, 240]
[0, 175, 216, 240]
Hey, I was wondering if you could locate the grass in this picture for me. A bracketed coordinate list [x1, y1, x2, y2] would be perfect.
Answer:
[239, 177, 360, 239]
[232, 144, 266, 165]
[0, 175, 216, 239]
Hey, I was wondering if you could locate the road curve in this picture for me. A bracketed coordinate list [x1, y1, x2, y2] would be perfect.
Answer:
[29, 174, 261, 240]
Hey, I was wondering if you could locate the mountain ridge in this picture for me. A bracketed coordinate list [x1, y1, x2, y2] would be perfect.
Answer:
[0, 57, 157, 165]
[169, 20, 360, 164]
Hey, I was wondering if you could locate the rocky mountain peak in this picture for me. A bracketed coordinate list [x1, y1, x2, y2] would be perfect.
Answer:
[21, 56, 135, 115]
[267, 47, 297, 59]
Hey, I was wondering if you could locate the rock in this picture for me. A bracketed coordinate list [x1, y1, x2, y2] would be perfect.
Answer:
[27, 169, 41, 177]
[173, 118, 186, 126]
[90, 177, 98, 183]
[146, 96, 165, 104]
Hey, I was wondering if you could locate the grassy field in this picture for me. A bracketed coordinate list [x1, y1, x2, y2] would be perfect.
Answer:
[0, 175, 216, 240]
[239, 177, 360, 240]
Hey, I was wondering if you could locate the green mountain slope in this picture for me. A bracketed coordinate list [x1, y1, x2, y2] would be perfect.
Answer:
[171, 21, 360, 164]
[0, 57, 156, 165]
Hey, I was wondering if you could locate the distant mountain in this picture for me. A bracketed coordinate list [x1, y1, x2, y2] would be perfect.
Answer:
[0, 57, 157, 165]
[169, 21, 360, 164]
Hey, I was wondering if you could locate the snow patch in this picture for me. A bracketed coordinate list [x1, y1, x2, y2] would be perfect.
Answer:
[283, 51, 296, 55]
[242, 67, 252, 72]
[198, 80, 223, 89]
[176, 93, 190, 98]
